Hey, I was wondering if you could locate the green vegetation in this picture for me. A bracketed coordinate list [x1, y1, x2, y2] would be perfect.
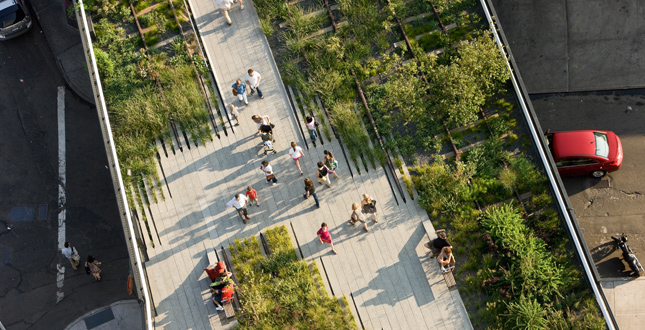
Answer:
[230, 226, 357, 329]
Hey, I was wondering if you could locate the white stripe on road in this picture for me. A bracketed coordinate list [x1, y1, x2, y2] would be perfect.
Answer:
[56, 86, 66, 303]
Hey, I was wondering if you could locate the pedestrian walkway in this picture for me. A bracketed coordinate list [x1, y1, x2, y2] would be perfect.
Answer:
[64, 300, 142, 330]
[141, 0, 472, 329]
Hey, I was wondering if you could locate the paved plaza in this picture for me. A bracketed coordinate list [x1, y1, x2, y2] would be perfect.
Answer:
[141, 0, 472, 329]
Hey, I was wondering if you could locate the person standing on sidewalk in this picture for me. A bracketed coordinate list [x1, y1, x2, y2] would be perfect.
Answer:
[215, 0, 240, 26]
[232, 79, 249, 105]
[260, 160, 278, 185]
[317, 223, 337, 254]
[85, 256, 102, 281]
[61, 242, 80, 271]
[227, 194, 251, 224]
[246, 186, 260, 207]
[303, 178, 320, 208]
[323, 150, 339, 179]
[306, 116, 318, 143]
[289, 142, 305, 175]
[244, 69, 264, 99]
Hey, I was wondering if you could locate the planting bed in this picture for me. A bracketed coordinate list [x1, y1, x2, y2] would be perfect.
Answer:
[84, 0, 222, 245]
[229, 225, 357, 329]
[253, 0, 607, 328]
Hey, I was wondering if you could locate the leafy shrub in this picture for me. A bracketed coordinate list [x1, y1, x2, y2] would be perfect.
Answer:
[231, 226, 357, 329]
[504, 296, 548, 330]
[481, 205, 570, 302]
[92, 0, 118, 18]
[94, 48, 115, 77]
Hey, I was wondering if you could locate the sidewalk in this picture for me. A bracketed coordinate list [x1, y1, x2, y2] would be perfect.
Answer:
[64, 300, 142, 330]
[601, 277, 645, 329]
[140, 0, 471, 329]
[29, 0, 94, 104]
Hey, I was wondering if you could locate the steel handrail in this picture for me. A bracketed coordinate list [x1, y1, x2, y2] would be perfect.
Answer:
[76, 1, 154, 329]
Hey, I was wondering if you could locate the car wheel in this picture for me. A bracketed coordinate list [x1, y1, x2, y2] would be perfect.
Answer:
[590, 170, 606, 178]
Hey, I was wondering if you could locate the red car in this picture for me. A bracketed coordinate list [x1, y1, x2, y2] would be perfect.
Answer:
[546, 130, 623, 178]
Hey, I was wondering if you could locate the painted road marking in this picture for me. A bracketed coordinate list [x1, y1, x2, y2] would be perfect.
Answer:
[56, 86, 66, 303]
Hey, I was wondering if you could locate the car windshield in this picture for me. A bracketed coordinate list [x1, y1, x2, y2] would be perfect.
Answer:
[594, 132, 609, 158]
[0, 0, 20, 28]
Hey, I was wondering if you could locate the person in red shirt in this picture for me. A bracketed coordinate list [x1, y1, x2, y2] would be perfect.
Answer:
[246, 186, 259, 207]
[211, 273, 234, 311]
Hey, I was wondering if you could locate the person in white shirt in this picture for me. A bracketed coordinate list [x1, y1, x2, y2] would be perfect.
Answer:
[61, 242, 80, 270]
[226, 194, 250, 223]
[214, 0, 243, 26]
[244, 69, 263, 99]
[260, 160, 278, 185]
[288, 141, 305, 175]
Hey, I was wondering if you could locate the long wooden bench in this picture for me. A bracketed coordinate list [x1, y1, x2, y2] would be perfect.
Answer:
[205, 249, 236, 319]
[421, 220, 458, 289]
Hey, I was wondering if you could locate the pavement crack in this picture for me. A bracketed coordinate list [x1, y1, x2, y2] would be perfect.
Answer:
[618, 190, 643, 197]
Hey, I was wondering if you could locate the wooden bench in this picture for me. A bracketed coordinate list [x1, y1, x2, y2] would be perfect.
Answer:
[421, 221, 458, 289]
[205, 250, 236, 318]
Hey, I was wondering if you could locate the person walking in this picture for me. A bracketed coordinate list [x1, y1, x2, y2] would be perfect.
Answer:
[232, 78, 249, 105]
[85, 255, 102, 281]
[317, 223, 337, 254]
[361, 193, 378, 223]
[246, 186, 260, 206]
[317, 161, 332, 188]
[260, 160, 278, 185]
[61, 242, 80, 271]
[348, 203, 369, 232]
[251, 115, 272, 135]
[244, 69, 264, 99]
[303, 178, 320, 208]
[214, 0, 239, 26]
[227, 194, 250, 224]
[323, 150, 339, 179]
[289, 142, 305, 175]
[229, 104, 240, 126]
[306, 116, 318, 143]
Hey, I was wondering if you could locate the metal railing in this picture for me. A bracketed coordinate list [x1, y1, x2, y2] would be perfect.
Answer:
[480, 0, 618, 328]
[75, 1, 154, 329]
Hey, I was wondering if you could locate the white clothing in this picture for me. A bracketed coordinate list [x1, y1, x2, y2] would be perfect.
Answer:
[61, 247, 74, 259]
[289, 146, 303, 159]
[215, 0, 234, 9]
[237, 93, 248, 104]
[255, 116, 269, 129]
[261, 164, 273, 176]
[227, 195, 248, 209]
[306, 119, 316, 130]
[245, 72, 261, 87]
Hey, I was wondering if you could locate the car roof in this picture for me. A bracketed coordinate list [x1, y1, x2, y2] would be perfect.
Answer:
[552, 130, 602, 159]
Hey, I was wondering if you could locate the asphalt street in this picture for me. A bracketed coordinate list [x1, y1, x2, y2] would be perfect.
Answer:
[530, 90, 645, 278]
[0, 22, 131, 330]
[491, 0, 645, 93]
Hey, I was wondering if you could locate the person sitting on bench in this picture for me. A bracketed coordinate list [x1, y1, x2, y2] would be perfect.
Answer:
[211, 274, 234, 311]
[424, 229, 451, 258]
[437, 246, 456, 273]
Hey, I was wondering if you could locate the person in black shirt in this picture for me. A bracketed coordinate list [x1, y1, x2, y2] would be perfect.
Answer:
[303, 178, 320, 208]
[424, 229, 451, 258]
